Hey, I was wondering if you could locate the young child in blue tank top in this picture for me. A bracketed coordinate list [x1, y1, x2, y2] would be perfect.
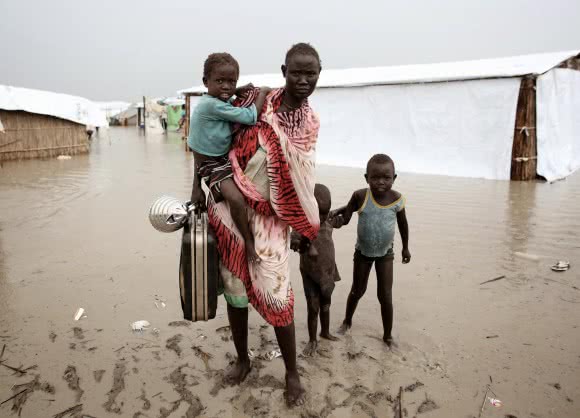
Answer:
[330, 154, 411, 348]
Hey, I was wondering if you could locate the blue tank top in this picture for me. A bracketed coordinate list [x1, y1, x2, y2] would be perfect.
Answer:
[355, 189, 405, 258]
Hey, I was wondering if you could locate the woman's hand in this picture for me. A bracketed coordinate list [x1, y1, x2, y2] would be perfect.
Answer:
[190, 186, 207, 213]
[235, 83, 254, 98]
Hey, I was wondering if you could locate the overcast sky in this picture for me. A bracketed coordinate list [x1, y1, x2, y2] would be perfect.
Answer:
[1, 0, 579, 102]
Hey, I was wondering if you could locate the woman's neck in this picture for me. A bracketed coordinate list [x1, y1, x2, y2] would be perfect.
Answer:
[281, 91, 304, 110]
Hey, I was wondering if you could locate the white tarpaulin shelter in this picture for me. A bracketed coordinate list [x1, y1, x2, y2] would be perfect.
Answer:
[96, 101, 132, 119]
[179, 50, 580, 181]
[536, 69, 580, 181]
[0, 85, 108, 127]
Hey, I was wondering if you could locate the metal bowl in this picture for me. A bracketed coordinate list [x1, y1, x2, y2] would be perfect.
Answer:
[149, 196, 189, 233]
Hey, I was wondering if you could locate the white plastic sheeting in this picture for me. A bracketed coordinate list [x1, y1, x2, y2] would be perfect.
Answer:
[311, 77, 522, 180]
[537, 69, 580, 181]
[179, 50, 578, 94]
[0, 85, 108, 127]
[96, 101, 132, 119]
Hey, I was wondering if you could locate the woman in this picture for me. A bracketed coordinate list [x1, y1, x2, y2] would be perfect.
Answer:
[204, 43, 322, 407]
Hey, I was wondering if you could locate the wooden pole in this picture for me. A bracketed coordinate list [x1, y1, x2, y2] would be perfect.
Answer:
[510, 76, 537, 181]
[142, 96, 146, 132]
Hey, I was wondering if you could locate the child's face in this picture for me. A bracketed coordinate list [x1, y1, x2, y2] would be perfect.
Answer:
[203, 64, 238, 102]
[365, 162, 396, 195]
[282, 54, 320, 101]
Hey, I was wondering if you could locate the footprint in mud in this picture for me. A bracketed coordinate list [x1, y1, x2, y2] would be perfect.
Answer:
[72, 327, 84, 340]
[102, 361, 127, 414]
[63, 365, 84, 402]
[166, 334, 183, 357]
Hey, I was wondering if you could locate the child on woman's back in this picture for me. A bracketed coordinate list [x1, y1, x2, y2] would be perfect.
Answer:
[188, 52, 271, 264]
[330, 154, 411, 348]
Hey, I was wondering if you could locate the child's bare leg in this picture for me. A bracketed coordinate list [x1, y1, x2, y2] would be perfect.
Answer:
[375, 256, 395, 347]
[339, 251, 373, 334]
[319, 299, 339, 341]
[219, 179, 259, 264]
[225, 304, 251, 384]
[303, 293, 320, 356]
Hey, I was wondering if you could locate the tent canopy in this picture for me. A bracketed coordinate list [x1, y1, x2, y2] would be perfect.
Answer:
[178, 50, 579, 95]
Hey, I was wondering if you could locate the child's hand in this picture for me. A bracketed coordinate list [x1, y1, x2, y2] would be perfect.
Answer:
[235, 83, 254, 98]
[402, 248, 411, 264]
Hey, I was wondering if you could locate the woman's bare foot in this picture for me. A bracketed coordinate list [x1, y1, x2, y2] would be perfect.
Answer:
[245, 239, 261, 264]
[337, 322, 351, 335]
[285, 371, 305, 407]
[320, 332, 339, 341]
[224, 359, 251, 385]
[302, 341, 317, 357]
[383, 336, 397, 349]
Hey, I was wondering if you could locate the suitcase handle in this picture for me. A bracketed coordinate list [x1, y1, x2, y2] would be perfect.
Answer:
[185, 201, 206, 219]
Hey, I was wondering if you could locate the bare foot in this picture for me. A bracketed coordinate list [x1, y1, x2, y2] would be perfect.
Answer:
[285, 371, 305, 407]
[224, 359, 251, 385]
[245, 240, 261, 264]
[320, 332, 339, 341]
[383, 336, 397, 349]
[302, 341, 317, 357]
[337, 322, 351, 335]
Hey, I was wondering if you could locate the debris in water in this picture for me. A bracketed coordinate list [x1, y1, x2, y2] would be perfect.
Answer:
[551, 383, 561, 390]
[53, 403, 83, 418]
[154, 295, 167, 309]
[131, 320, 150, 332]
[74, 308, 85, 321]
[57, 155, 72, 160]
[551, 261, 570, 272]
[263, 349, 282, 361]
[479, 275, 506, 285]
[486, 335, 499, 339]
[152, 328, 160, 336]
[248, 349, 256, 360]
[489, 397, 503, 408]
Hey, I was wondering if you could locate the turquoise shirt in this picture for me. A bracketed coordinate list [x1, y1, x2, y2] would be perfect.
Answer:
[187, 95, 257, 157]
[356, 189, 405, 257]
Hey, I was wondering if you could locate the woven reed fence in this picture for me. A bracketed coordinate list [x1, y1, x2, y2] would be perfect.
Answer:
[0, 110, 89, 162]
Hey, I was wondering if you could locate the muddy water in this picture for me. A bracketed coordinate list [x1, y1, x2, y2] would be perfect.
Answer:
[0, 127, 579, 417]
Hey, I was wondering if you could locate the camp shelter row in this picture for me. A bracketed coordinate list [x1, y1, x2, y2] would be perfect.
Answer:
[0, 86, 108, 161]
[179, 50, 580, 182]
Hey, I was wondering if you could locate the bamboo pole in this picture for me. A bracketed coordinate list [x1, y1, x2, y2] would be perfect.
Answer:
[143, 96, 146, 132]
[510, 76, 537, 180]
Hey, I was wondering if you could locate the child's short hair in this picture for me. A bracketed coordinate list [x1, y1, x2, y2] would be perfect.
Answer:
[203, 53, 240, 79]
[366, 154, 395, 173]
[314, 183, 331, 213]
[285, 43, 321, 69]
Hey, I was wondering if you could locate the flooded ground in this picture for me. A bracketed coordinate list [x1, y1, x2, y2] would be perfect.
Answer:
[0, 127, 579, 417]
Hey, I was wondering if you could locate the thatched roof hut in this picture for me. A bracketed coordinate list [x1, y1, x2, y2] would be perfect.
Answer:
[0, 85, 107, 162]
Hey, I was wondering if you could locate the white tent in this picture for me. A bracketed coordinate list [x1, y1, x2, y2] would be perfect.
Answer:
[179, 50, 580, 181]
[0, 85, 108, 127]
[96, 101, 132, 119]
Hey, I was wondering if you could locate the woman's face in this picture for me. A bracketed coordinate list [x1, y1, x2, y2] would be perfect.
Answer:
[282, 54, 320, 101]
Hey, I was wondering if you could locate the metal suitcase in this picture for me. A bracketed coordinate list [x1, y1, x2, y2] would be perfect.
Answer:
[179, 210, 219, 321]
